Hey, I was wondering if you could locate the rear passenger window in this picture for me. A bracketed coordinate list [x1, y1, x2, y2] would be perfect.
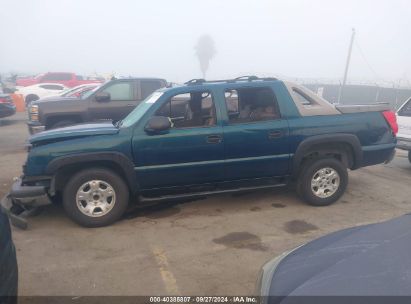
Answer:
[156, 91, 216, 128]
[224, 87, 280, 124]
[225, 90, 239, 117]
[141, 80, 163, 99]
[399, 99, 411, 117]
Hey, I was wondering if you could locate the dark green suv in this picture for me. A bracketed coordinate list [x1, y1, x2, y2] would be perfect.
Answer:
[2, 77, 397, 228]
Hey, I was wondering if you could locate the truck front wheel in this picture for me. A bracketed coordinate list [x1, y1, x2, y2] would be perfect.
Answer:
[63, 168, 129, 227]
[297, 157, 348, 206]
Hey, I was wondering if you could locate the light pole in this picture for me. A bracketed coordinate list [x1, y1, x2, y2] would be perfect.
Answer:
[338, 28, 356, 104]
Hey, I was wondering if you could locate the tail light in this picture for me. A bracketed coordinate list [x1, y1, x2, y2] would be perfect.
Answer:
[382, 110, 398, 135]
[0, 96, 13, 104]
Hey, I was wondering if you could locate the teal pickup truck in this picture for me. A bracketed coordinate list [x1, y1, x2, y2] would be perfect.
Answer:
[1, 77, 397, 228]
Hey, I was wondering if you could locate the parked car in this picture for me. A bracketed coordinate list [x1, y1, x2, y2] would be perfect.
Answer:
[0, 95, 16, 119]
[15, 72, 102, 88]
[14, 74, 44, 87]
[396, 97, 411, 162]
[85, 75, 106, 82]
[27, 77, 167, 133]
[17, 83, 68, 106]
[256, 214, 411, 302]
[0, 75, 17, 94]
[2, 76, 397, 228]
[0, 204, 18, 303]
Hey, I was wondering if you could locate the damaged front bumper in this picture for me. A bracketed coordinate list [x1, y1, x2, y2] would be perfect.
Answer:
[27, 121, 46, 135]
[0, 178, 52, 229]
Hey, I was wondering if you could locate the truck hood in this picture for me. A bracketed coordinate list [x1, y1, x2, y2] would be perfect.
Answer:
[29, 122, 119, 145]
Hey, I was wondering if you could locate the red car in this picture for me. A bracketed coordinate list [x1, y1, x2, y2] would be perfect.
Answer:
[16, 72, 102, 88]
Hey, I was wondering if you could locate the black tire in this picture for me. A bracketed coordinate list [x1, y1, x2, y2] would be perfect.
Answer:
[25, 94, 39, 106]
[63, 168, 129, 227]
[408, 151, 411, 163]
[297, 157, 348, 206]
[48, 120, 77, 129]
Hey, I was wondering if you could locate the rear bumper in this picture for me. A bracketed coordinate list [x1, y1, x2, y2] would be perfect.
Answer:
[0, 178, 51, 229]
[385, 148, 396, 164]
[397, 137, 411, 151]
[361, 143, 396, 167]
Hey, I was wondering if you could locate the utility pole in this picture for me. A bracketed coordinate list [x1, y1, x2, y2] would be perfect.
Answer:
[337, 28, 356, 104]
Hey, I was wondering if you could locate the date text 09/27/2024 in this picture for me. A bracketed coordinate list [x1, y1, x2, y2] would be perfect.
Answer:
[149, 296, 258, 303]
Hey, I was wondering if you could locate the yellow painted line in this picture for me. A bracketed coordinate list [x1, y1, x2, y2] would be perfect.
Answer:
[152, 246, 180, 295]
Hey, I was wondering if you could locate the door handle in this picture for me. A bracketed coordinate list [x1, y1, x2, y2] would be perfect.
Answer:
[207, 134, 223, 144]
[268, 130, 282, 139]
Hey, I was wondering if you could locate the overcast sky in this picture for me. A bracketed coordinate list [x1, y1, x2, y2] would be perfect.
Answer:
[0, 0, 410, 84]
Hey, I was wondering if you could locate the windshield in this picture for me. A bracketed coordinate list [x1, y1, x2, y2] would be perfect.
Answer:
[121, 91, 164, 128]
[81, 85, 100, 99]
[60, 87, 78, 97]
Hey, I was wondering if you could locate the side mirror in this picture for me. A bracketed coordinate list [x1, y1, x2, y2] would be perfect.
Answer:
[95, 91, 110, 102]
[145, 116, 172, 133]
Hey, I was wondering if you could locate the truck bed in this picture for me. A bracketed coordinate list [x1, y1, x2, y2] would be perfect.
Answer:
[336, 103, 391, 114]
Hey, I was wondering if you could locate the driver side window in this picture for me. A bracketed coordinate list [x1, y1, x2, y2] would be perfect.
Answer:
[156, 91, 216, 128]
[102, 82, 133, 101]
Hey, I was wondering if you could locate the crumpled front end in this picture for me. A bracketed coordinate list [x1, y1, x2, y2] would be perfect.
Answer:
[0, 177, 52, 229]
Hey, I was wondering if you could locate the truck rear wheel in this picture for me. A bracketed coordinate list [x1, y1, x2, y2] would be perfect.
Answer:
[297, 157, 348, 206]
[63, 168, 129, 227]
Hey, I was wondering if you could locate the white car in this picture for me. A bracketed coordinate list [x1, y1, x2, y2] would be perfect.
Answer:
[396, 97, 411, 163]
[17, 83, 67, 105]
